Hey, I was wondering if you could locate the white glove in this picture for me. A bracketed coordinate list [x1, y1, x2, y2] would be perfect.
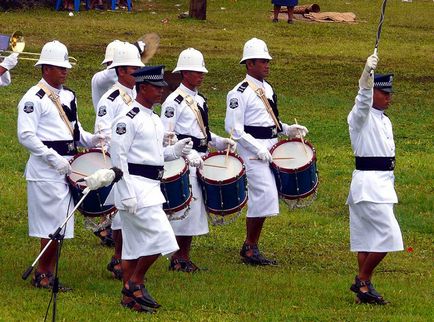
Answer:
[257, 146, 273, 163]
[92, 132, 109, 148]
[42, 148, 72, 175]
[359, 54, 378, 89]
[173, 138, 193, 157]
[83, 169, 115, 191]
[186, 150, 204, 169]
[163, 131, 178, 147]
[282, 123, 308, 138]
[0, 53, 18, 71]
[212, 137, 237, 153]
[135, 40, 146, 54]
[121, 197, 137, 214]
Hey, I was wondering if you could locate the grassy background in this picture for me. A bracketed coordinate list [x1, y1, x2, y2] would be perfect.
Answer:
[0, 0, 433, 320]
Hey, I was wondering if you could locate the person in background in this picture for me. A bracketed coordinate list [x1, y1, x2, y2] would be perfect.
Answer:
[346, 54, 404, 305]
[17, 40, 106, 291]
[225, 38, 308, 266]
[0, 53, 18, 87]
[160, 48, 236, 272]
[272, 0, 298, 24]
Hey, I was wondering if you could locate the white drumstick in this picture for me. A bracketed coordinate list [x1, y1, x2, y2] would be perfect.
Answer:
[294, 118, 308, 156]
[204, 163, 227, 169]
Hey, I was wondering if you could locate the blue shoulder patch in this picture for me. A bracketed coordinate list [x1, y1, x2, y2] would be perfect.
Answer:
[237, 81, 248, 93]
[126, 107, 140, 119]
[108, 89, 120, 102]
[174, 94, 184, 104]
[35, 89, 45, 99]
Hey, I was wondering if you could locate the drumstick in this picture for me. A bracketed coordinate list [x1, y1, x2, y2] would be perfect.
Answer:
[72, 170, 89, 177]
[98, 124, 107, 165]
[248, 157, 294, 161]
[294, 118, 308, 156]
[225, 128, 234, 167]
[204, 163, 227, 169]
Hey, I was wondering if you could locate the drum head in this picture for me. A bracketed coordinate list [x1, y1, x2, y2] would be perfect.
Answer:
[162, 157, 187, 181]
[199, 153, 244, 183]
[68, 150, 113, 187]
[271, 140, 314, 171]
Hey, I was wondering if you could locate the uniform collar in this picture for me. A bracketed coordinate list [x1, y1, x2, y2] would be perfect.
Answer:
[40, 78, 62, 95]
[134, 100, 154, 115]
[179, 83, 198, 97]
[115, 81, 135, 98]
[246, 74, 265, 88]
[371, 107, 385, 117]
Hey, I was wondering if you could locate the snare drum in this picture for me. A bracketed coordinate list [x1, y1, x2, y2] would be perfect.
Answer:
[160, 157, 192, 214]
[270, 138, 318, 199]
[67, 149, 116, 217]
[197, 151, 247, 216]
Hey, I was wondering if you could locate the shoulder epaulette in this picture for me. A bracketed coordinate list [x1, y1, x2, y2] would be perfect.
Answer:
[126, 107, 140, 119]
[108, 89, 120, 102]
[174, 94, 184, 104]
[237, 81, 248, 93]
[35, 88, 46, 99]
[198, 92, 207, 101]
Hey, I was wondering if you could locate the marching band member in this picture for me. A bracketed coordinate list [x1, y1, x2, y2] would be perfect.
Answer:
[91, 40, 122, 113]
[110, 65, 192, 312]
[17, 40, 106, 290]
[346, 54, 403, 304]
[225, 38, 308, 266]
[160, 48, 236, 272]
[94, 42, 144, 280]
[0, 52, 18, 86]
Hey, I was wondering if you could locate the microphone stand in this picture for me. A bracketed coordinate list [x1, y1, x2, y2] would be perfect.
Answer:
[22, 190, 91, 321]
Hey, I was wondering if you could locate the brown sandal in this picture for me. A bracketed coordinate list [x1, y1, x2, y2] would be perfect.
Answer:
[31, 271, 72, 292]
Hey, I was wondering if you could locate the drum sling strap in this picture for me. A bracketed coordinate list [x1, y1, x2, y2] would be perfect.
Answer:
[112, 85, 133, 106]
[245, 80, 282, 131]
[175, 88, 210, 140]
[38, 82, 75, 137]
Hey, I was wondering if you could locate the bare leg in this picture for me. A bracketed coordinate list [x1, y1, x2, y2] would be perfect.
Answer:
[273, 5, 281, 21]
[113, 229, 122, 260]
[37, 238, 58, 274]
[287, 6, 295, 23]
[172, 236, 193, 260]
[245, 217, 265, 245]
[358, 252, 387, 292]
[129, 254, 160, 285]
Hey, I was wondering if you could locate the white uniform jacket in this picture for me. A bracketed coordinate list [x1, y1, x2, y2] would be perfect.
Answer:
[225, 74, 280, 217]
[17, 79, 96, 183]
[94, 82, 135, 142]
[110, 102, 180, 210]
[0, 71, 11, 86]
[91, 68, 118, 113]
[347, 87, 398, 204]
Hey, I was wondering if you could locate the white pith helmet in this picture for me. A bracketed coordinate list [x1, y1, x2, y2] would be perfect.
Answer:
[101, 39, 122, 65]
[109, 42, 145, 69]
[173, 48, 208, 73]
[34, 40, 72, 69]
[239, 38, 272, 64]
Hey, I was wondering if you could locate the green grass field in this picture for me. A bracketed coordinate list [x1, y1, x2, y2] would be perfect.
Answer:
[0, 0, 433, 320]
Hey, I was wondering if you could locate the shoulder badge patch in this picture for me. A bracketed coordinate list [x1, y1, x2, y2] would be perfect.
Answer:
[23, 101, 34, 113]
[35, 89, 45, 99]
[98, 105, 107, 117]
[229, 98, 239, 109]
[164, 106, 175, 118]
[108, 89, 120, 102]
[126, 107, 140, 119]
[116, 122, 127, 135]
[174, 94, 184, 104]
[237, 81, 248, 93]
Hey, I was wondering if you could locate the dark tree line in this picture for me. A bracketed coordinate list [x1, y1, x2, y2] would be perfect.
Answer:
[0, 0, 52, 10]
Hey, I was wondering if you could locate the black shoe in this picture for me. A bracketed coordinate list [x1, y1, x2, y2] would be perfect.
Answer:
[122, 280, 161, 308]
[31, 271, 72, 292]
[351, 276, 389, 305]
[169, 258, 201, 273]
[107, 256, 122, 280]
[240, 243, 277, 266]
[94, 227, 115, 247]
[272, 18, 278, 23]
[121, 297, 156, 313]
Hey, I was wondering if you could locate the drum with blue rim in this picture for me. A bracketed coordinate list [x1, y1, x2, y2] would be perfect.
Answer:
[270, 138, 318, 199]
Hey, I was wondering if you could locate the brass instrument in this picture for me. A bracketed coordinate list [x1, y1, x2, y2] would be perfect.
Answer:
[0, 31, 78, 65]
